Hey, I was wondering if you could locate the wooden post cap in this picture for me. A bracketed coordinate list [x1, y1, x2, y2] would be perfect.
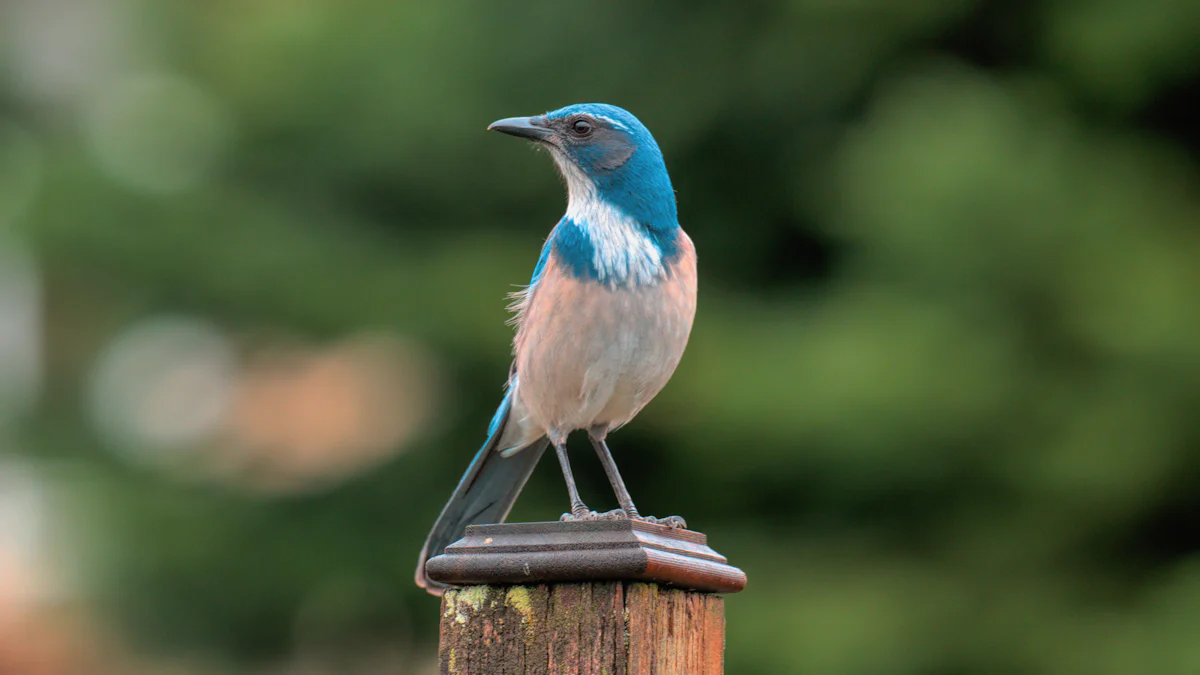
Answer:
[424, 520, 746, 595]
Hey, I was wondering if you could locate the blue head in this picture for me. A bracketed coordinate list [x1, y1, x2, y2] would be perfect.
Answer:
[488, 103, 678, 233]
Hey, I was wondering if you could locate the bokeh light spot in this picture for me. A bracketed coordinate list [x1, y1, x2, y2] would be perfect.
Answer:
[87, 315, 237, 467]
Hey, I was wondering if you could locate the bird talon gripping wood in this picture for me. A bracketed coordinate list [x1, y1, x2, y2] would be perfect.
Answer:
[560, 508, 631, 523]
[416, 104, 697, 595]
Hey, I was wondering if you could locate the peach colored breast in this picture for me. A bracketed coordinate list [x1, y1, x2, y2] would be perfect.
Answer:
[512, 233, 697, 441]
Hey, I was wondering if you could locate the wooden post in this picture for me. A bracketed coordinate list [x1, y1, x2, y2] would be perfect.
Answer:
[425, 520, 745, 675]
[439, 582, 725, 675]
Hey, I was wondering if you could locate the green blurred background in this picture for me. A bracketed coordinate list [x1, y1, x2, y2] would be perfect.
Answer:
[2, 0, 1199, 673]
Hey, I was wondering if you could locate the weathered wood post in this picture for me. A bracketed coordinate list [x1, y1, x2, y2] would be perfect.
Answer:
[424, 520, 746, 675]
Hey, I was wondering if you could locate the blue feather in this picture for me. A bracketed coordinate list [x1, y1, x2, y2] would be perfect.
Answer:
[485, 388, 511, 439]
[415, 388, 548, 594]
[548, 215, 682, 284]
[528, 238, 552, 286]
[544, 103, 678, 233]
[549, 217, 596, 280]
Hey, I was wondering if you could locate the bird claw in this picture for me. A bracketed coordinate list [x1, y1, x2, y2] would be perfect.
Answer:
[560, 511, 687, 529]
[638, 515, 688, 529]
[560, 508, 629, 522]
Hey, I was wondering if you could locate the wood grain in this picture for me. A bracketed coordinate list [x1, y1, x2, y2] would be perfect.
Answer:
[439, 582, 725, 675]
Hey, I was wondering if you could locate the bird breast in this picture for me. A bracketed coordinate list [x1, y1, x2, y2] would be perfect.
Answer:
[513, 233, 697, 438]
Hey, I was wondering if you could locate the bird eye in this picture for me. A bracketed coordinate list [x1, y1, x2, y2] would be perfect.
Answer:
[571, 119, 593, 136]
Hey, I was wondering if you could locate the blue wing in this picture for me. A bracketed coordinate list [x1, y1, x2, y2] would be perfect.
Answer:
[528, 234, 552, 286]
[414, 240, 556, 595]
[414, 387, 549, 594]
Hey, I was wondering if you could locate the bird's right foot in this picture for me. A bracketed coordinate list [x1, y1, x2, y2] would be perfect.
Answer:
[637, 514, 688, 529]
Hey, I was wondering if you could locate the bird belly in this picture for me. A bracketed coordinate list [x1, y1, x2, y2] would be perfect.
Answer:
[513, 244, 697, 440]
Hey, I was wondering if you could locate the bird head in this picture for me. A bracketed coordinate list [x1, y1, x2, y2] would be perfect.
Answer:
[488, 103, 677, 232]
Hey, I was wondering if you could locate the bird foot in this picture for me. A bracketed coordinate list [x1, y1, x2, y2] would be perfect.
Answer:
[560, 508, 629, 522]
[637, 515, 688, 529]
[559, 510, 687, 529]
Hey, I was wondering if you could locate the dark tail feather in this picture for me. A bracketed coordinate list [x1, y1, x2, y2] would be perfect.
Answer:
[415, 397, 547, 595]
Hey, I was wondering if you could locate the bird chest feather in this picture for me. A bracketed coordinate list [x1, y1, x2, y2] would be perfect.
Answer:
[514, 235, 696, 434]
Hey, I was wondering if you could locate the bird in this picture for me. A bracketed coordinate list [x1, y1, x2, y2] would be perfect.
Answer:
[415, 103, 697, 595]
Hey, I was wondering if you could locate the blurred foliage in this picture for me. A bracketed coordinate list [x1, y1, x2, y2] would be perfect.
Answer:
[2, 0, 1200, 673]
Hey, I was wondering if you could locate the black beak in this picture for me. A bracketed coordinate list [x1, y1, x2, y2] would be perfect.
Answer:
[487, 116, 553, 142]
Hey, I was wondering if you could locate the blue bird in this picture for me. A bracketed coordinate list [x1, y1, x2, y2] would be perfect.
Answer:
[416, 103, 697, 595]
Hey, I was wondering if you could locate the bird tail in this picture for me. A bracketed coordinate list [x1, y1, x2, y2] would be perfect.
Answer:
[414, 391, 548, 595]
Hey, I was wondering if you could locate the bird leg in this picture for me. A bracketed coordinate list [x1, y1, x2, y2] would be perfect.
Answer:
[552, 438, 592, 520]
[588, 430, 687, 529]
[587, 432, 640, 518]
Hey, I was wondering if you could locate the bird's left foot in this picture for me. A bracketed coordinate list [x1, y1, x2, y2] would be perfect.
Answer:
[638, 515, 688, 529]
[560, 508, 629, 522]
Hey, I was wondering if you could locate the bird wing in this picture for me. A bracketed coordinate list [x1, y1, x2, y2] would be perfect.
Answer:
[414, 387, 549, 595]
[414, 233, 557, 595]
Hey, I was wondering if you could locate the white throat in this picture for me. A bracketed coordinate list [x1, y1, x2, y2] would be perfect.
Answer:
[554, 152, 665, 287]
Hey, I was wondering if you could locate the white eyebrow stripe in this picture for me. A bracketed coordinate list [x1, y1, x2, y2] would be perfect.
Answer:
[591, 114, 629, 131]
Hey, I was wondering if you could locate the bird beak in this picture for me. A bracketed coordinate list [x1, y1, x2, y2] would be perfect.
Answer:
[487, 116, 553, 142]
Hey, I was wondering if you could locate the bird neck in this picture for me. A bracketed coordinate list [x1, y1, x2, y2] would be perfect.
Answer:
[590, 153, 678, 235]
[552, 143, 678, 234]
[552, 189, 680, 288]
[546, 151, 681, 287]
